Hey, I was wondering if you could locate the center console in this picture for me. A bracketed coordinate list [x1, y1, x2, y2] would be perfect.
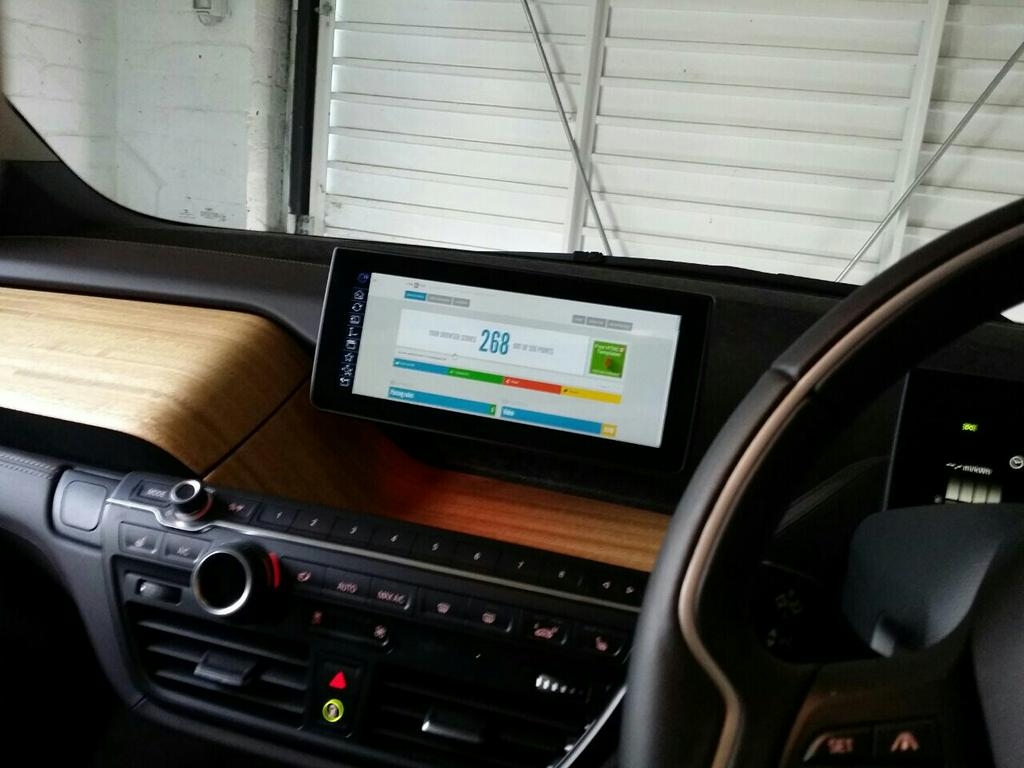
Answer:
[53, 469, 644, 768]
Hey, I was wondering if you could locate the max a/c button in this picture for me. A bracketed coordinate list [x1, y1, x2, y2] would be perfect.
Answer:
[369, 579, 414, 611]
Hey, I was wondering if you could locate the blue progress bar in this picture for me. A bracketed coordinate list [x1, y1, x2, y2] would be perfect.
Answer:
[404, 290, 427, 301]
[500, 406, 603, 435]
[394, 358, 449, 375]
[389, 387, 495, 416]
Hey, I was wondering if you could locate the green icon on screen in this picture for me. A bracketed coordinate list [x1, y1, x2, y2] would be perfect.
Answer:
[589, 341, 627, 378]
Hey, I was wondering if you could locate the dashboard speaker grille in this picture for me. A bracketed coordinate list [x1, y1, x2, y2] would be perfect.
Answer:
[128, 607, 310, 726]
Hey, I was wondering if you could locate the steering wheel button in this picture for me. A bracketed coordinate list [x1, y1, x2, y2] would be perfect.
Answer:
[803, 727, 871, 763]
[873, 721, 937, 763]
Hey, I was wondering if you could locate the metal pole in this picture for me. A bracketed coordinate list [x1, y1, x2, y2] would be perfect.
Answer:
[519, 0, 613, 256]
[836, 37, 1024, 283]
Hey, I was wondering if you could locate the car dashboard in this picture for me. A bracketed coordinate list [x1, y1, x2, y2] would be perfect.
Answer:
[1, 229, 1023, 768]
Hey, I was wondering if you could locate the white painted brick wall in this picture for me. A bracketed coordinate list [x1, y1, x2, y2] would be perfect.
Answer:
[2, 0, 291, 230]
[1, 0, 118, 197]
[247, 1, 290, 231]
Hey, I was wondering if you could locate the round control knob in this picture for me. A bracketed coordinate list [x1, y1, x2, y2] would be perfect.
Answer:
[169, 479, 212, 521]
[191, 544, 278, 618]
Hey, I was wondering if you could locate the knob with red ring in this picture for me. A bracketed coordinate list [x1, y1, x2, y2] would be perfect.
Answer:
[191, 543, 281, 618]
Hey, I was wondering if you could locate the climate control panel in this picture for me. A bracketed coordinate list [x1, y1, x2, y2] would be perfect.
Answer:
[53, 469, 643, 768]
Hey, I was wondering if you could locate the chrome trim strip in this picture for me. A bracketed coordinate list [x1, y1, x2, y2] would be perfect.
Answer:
[677, 223, 1024, 768]
[107, 498, 640, 614]
[556, 685, 626, 767]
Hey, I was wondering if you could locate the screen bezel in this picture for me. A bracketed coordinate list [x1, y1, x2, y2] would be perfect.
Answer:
[311, 250, 711, 472]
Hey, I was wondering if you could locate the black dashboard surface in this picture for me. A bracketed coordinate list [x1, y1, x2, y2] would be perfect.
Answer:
[3, 161, 1024, 512]
[3, 162, 1024, 510]
[4, 160, 1024, 768]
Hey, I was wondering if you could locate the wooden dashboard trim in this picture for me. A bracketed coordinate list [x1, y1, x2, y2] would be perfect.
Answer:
[207, 388, 669, 571]
[0, 286, 667, 571]
[0, 287, 309, 472]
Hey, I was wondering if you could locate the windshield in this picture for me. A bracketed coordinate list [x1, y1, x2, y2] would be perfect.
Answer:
[2, 0, 1023, 285]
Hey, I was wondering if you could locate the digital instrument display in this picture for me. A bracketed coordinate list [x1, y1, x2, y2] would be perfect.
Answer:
[888, 369, 1024, 507]
[312, 251, 710, 469]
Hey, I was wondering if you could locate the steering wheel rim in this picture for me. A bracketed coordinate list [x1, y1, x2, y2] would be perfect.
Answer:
[621, 198, 1024, 768]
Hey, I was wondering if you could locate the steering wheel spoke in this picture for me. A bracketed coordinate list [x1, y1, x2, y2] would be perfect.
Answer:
[780, 628, 986, 767]
[621, 201, 1024, 767]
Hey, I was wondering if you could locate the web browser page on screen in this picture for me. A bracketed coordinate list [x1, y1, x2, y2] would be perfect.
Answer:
[349, 273, 681, 448]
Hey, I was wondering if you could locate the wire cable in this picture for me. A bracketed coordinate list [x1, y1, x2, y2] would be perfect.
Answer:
[836, 37, 1024, 283]
[519, 0, 613, 256]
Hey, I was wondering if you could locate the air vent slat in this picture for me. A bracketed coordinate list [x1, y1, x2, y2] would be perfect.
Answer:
[379, 680, 577, 731]
[259, 666, 307, 692]
[136, 618, 305, 666]
[129, 608, 310, 728]
[377, 703, 424, 719]
[146, 640, 205, 664]
[153, 669, 305, 716]
[368, 668, 588, 768]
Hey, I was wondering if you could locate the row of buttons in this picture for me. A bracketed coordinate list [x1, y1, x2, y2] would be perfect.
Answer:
[120, 523, 209, 566]
[128, 479, 646, 607]
[246, 498, 645, 607]
[804, 720, 938, 765]
[420, 587, 626, 659]
[283, 558, 626, 659]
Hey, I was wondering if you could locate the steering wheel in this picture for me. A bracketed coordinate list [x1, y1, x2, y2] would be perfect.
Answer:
[621, 199, 1024, 768]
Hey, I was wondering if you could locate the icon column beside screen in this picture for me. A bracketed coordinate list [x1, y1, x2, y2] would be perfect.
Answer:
[339, 274, 371, 388]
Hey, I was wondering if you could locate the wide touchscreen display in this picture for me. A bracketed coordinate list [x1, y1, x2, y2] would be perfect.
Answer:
[312, 251, 710, 469]
[342, 272, 681, 448]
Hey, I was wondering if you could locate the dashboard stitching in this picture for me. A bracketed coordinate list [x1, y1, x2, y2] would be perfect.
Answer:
[0, 460, 55, 479]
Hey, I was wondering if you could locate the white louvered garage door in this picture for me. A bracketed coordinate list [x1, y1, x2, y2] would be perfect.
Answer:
[904, 2, 1024, 259]
[312, 0, 590, 252]
[310, 0, 1024, 284]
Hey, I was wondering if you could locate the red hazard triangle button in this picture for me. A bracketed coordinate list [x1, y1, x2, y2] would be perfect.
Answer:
[328, 671, 348, 690]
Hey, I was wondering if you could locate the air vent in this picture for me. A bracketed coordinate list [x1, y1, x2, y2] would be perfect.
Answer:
[366, 666, 590, 768]
[128, 607, 310, 726]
